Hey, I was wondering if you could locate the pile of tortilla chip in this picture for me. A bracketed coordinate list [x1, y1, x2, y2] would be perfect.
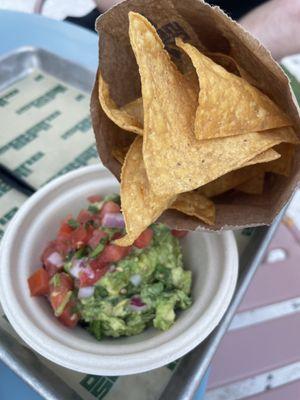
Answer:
[98, 12, 299, 246]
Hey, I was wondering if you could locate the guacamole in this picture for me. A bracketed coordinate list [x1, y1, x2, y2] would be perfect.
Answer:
[81, 224, 191, 339]
[28, 194, 192, 340]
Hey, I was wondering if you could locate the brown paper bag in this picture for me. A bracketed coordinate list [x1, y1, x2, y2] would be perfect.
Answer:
[90, 0, 300, 231]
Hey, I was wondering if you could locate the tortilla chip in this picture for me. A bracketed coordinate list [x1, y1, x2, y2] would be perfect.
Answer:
[115, 53, 257, 134]
[112, 145, 130, 164]
[205, 52, 254, 83]
[176, 39, 292, 140]
[198, 148, 279, 198]
[205, 52, 240, 76]
[237, 172, 265, 194]
[244, 148, 280, 167]
[198, 149, 280, 197]
[199, 147, 283, 197]
[119, 70, 197, 130]
[115, 137, 175, 246]
[207, 52, 258, 87]
[98, 74, 143, 135]
[266, 143, 295, 176]
[198, 164, 266, 198]
[121, 98, 143, 126]
[128, 12, 298, 197]
[170, 191, 215, 225]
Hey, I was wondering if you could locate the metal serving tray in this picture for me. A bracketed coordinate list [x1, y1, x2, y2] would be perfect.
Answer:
[160, 218, 283, 399]
[0, 46, 94, 94]
[0, 47, 284, 400]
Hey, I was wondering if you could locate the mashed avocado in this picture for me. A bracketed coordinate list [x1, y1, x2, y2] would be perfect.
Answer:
[79, 224, 192, 339]
[31, 194, 192, 339]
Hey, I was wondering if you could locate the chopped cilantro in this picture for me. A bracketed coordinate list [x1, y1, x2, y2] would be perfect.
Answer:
[63, 261, 72, 273]
[88, 204, 99, 215]
[95, 286, 108, 298]
[65, 251, 74, 262]
[109, 297, 120, 306]
[103, 193, 120, 205]
[75, 247, 88, 259]
[89, 238, 107, 258]
[101, 227, 120, 240]
[88, 320, 103, 340]
[85, 220, 97, 229]
[50, 273, 61, 287]
[67, 219, 80, 229]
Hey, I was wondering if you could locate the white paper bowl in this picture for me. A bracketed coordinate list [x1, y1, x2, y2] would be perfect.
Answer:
[0, 165, 238, 375]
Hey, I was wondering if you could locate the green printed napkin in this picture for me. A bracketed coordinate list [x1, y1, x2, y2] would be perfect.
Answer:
[0, 70, 99, 187]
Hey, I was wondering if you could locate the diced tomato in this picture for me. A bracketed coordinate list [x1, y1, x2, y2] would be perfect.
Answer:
[171, 229, 188, 238]
[57, 214, 74, 240]
[77, 209, 94, 224]
[58, 223, 73, 237]
[79, 266, 108, 287]
[41, 242, 64, 276]
[100, 201, 120, 220]
[49, 272, 73, 292]
[53, 240, 71, 257]
[87, 194, 102, 203]
[92, 244, 131, 267]
[71, 226, 86, 246]
[49, 273, 73, 314]
[112, 231, 123, 240]
[85, 225, 95, 242]
[88, 229, 108, 249]
[77, 210, 102, 231]
[134, 228, 153, 249]
[28, 268, 50, 296]
[50, 292, 69, 315]
[58, 300, 79, 328]
[89, 257, 107, 270]
[121, 245, 132, 258]
[71, 226, 92, 248]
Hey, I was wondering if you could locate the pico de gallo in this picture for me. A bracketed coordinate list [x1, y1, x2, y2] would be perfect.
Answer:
[28, 194, 192, 339]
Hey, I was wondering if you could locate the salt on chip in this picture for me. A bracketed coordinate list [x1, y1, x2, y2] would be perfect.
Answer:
[237, 172, 265, 194]
[176, 39, 292, 140]
[114, 137, 175, 247]
[128, 13, 298, 197]
[170, 191, 215, 225]
[98, 73, 143, 135]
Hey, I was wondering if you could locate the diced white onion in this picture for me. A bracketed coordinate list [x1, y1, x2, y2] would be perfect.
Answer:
[84, 266, 95, 279]
[130, 274, 142, 286]
[47, 252, 63, 267]
[102, 212, 125, 228]
[69, 259, 86, 278]
[78, 286, 95, 299]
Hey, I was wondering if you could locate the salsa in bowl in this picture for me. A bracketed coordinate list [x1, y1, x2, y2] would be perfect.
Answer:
[0, 165, 238, 375]
[28, 193, 192, 339]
